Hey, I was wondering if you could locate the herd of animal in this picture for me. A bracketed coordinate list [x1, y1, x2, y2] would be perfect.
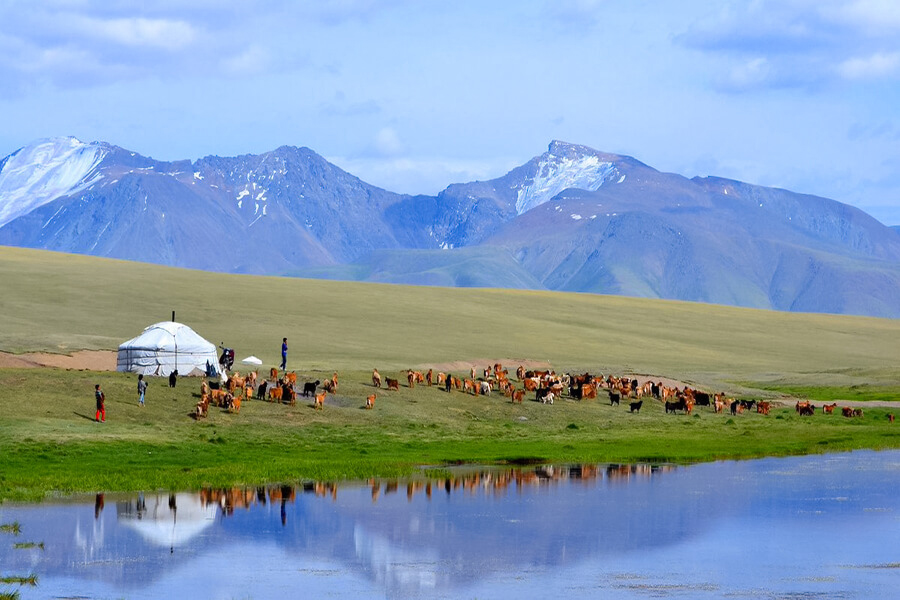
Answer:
[190, 362, 889, 423]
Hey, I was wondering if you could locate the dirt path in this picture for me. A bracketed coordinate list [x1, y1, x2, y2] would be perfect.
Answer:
[0, 350, 116, 371]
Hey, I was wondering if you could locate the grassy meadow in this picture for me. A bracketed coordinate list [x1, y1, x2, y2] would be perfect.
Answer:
[1, 246, 899, 501]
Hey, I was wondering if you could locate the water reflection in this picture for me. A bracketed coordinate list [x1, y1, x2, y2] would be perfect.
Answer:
[1, 452, 898, 599]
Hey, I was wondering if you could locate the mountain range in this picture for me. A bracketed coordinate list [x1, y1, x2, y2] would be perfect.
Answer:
[1, 137, 899, 318]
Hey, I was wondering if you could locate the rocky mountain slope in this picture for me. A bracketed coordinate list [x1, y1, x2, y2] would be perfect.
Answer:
[1, 137, 898, 317]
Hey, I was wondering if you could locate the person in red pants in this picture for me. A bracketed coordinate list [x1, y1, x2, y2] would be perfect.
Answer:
[95, 384, 106, 423]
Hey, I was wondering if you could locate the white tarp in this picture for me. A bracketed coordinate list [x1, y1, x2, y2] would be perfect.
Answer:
[241, 355, 263, 365]
[117, 321, 220, 377]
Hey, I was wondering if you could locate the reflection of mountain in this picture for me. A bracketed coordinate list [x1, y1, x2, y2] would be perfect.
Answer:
[0, 463, 737, 598]
[117, 493, 218, 549]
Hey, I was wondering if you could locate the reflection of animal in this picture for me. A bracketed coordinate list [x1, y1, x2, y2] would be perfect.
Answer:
[314, 392, 325, 409]
[386, 378, 399, 391]
[366, 394, 376, 409]
[629, 400, 642, 413]
[302, 380, 320, 397]
[372, 369, 382, 388]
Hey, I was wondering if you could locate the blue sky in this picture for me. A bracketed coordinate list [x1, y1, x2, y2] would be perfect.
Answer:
[1, 0, 899, 225]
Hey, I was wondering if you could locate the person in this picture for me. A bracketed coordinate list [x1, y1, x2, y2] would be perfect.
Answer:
[95, 384, 106, 423]
[137, 374, 147, 407]
[445, 373, 453, 393]
[280, 337, 288, 371]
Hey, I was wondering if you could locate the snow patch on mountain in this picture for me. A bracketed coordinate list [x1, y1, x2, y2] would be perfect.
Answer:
[0, 137, 105, 227]
[515, 152, 618, 215]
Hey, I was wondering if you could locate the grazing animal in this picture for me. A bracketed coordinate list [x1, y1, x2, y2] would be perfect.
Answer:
[629, 400, 642, 413]
[756, 401, 771, 415]
[730, 400, 741, 416]
[407, 371, 416, 388]
[314, 391, 326, 410]
[366, 394, 376, 409]
[229, 394, 242, 414]
[798, 403, 815, 416]
[796, 401, 811, 414]
[257, 381, 268, 400]
[479, 381, 492, 396]
[694, 391, 711, 407]
[888, 413, 894, 423]
[270, 367, 278, 380]
[426, 369, 433, 386]
[666, 398, 687, 414]
[284, 385, 297, 406]
[541, 391, 554, 405]
[285, 371, 297, 385]
[268, 386, 283, 402]
[516, 366, 525, 381]
[512, 389, 525, 404]
[386, 378, 400, 391]
[372, 369, 382, 388]
[169, 370, 178, 387]
[609, 390, 620, 406]
[852, 408, 864, 418]
[302, 380, 320, 397]
[823, 402, 838, 414]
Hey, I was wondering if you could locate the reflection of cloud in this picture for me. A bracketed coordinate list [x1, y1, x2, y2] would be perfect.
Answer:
[117, 493, 218, 549]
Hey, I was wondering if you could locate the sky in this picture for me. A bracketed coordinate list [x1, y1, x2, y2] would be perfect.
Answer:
[1, 0, 899, 225]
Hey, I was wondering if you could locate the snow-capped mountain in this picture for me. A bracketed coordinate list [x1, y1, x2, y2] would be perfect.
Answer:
[1, 138, 899, 317]
[0, 137, 106, 227]
[514, 141, 620, 215]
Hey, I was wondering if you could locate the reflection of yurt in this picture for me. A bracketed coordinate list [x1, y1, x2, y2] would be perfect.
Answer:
[117, 493, 218, 549]
[117, 321, 220, 377]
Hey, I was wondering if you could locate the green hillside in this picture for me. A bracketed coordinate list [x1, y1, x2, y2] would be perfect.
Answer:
[2, 246, 899, 500]
[1, 245, 897, 388]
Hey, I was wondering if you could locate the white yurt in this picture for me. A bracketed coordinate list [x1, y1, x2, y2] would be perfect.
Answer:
[117, 321, 220, 377]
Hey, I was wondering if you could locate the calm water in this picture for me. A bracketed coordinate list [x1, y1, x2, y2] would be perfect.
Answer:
[1, 450, 898, 599]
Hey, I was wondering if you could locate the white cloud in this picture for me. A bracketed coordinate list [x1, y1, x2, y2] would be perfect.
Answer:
[373, 127, 405, 157]
[69, 15, 196, 49]
[327, 155, 518, 195]
[221, 45, 271, 75]
[837, 51, 900, 80]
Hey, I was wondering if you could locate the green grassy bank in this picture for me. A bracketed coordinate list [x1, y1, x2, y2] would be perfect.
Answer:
[1, 247, 898, 501]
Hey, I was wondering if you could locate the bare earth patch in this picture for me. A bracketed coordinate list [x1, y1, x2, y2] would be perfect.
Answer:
[0, 350, 116, 371]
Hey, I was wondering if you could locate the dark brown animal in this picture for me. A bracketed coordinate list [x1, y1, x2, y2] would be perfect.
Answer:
[386, 378, 399, 391]
[629, 400, 642, 413]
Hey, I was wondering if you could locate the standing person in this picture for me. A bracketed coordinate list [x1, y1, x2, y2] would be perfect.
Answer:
[280, 337, 288, 372]
[95, 384, 106, 423]
[137, 374, 147, 407]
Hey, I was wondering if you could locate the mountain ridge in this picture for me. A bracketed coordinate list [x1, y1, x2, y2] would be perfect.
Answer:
[1, 137, 898, 317]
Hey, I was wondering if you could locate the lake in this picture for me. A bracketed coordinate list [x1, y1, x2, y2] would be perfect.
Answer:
[1, 450, 898, 599]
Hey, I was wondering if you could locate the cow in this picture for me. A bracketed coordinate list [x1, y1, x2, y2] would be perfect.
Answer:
[629, 400, 643, 413]
[372, 369, 382, 388]
[366, 394, 376, 409]
[386, 378, 400, 391]
[302, 380, 319, 397]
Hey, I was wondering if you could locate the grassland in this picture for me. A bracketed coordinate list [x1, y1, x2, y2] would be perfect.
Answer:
[1, 246, 898, 501]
